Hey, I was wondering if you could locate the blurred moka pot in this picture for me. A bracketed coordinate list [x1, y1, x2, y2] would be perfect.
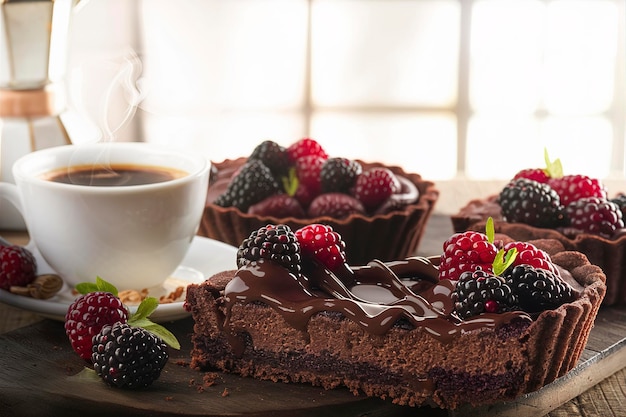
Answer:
[0, 0, 79, 229]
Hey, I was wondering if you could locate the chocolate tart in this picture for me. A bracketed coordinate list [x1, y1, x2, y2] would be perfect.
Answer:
[185, 239, 606, 409]
[199, 158, 439, 265]
[452, 195, 626, 305]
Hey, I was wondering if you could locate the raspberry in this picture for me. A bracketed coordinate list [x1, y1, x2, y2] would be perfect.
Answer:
[502, 241, 559, 276]
[64, 291, 129, 361]
[307, 193, 366, 219]
[353, 168, 400, 211]
[92, 322, 169, 389]
[438, 231, 497, 281]
[237, 224, 302, 274]
[498, 178, 566, 228]
[294, 154, 325, 197]
[248, 194, 305, 218]
[504, 264, 574, 313]
[513, 168, 549, 183]
[295, 224, 346, 271]
[214, 160, 280, 211]
[452, 269, 519, 319]
[565, 197, 624, 238]
[286, 138, 328, 162]
[0, 245, 37, 290]
[320, 157, 362, 194]
[294, 182, 315, 209]
[249, 140, 291, 178]
[548, 174, 607, 206]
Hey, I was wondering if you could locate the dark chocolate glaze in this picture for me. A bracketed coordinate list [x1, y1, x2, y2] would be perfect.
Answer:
[220, 257, 533, 356]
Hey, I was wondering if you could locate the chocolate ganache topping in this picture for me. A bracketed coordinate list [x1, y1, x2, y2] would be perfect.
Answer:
[219, 257, 532, 355]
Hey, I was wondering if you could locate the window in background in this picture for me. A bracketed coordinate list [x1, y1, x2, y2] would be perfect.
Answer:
[66, 0, 625, 185]
[467, 0, 622, 180]
[309, 0, 460, 179]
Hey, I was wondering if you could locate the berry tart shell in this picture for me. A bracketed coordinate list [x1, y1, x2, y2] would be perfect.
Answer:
[452, 195, 626, 305]
[199, 157, 439, 265]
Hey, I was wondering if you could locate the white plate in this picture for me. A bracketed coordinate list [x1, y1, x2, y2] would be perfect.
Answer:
[0, 236, 238, 322]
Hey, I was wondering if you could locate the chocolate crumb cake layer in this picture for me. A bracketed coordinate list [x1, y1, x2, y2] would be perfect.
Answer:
[186, 225, 605, 410]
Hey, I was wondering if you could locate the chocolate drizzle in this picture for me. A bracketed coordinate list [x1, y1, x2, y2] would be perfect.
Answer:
[221, 257, 532, 356]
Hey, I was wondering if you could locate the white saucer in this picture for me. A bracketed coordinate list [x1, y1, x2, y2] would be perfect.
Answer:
[0, 236, 238, 323]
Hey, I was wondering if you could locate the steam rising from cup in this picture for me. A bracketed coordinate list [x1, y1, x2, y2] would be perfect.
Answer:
[66, 48, 149, 181]
[68, 48, 147, 144]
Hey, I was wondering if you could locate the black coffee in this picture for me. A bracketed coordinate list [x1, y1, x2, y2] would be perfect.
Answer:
[42, 164, 187, 187]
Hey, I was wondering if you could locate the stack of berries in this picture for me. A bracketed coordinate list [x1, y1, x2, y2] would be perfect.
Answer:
[64, 278, 179, 390]
[439, 219, 575, 318]
[238, 221, 575, 321]
[214, 138, 418, 219]
[498, 152, 625, 238]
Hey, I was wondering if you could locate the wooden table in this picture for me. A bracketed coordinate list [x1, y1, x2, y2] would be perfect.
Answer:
[1, 217, 626, 416]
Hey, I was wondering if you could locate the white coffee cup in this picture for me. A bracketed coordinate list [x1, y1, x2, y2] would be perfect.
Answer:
[0, 142, 210, 291]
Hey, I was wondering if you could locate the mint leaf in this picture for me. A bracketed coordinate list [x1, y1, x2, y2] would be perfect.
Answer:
[492, 248, 518, 276]
[70, 367, 100, 382]
[130, 296, 159, 322]
[485, 217, 495, 243]
[74, 282, 99, 295]
[129, 317, 180, 350]
[74, 276, 118, 295]
[544, 148, 563, 179]
[141, 322, 181, 350]
[127, 297, 180, 350]
[95, 276, 118, 295]
[281, 167, 299, 196]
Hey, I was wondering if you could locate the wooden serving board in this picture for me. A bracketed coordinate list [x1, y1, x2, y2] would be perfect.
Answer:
[1, 306, 626, 417]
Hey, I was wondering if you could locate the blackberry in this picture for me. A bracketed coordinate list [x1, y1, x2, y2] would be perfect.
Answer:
[213, 189, 233, 207]
[249, 140, 291, 178]
[497, 178, 566, 228]
[610, 194, 626, 219]
[92, 322, 168, 389]
[214, 160, 280, 212]
[504, 264, 574, 313]
[452, 269, 519, 319]
[320, 157, 362, 194]
[565, 197, 624, 238]
[237, 224, 302, 274]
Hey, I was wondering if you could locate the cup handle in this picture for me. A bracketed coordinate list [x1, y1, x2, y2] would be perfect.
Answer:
[0, 182, 24, 215]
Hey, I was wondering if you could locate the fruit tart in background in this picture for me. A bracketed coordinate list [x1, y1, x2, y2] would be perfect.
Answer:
[199, 138, 439, 265]
[452, 150, 626, 305]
